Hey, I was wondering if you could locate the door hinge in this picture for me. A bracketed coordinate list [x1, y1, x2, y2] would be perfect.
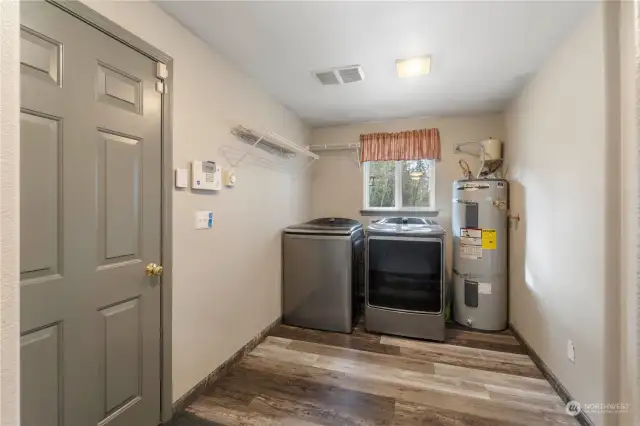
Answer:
[156, 62, 168, 80]
[155, 80, 167, 94]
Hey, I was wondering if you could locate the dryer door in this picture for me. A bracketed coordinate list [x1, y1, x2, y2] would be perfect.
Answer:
[367, 237, 443, 314]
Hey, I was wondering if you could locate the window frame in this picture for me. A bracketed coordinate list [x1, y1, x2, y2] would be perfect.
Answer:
[362, 159, 436, 211]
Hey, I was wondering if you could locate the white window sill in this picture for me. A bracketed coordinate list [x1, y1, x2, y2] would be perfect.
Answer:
[359, 209, 439, 217]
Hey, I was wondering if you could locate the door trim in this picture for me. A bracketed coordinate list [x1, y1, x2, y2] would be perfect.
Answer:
[45, 1, 174, 422]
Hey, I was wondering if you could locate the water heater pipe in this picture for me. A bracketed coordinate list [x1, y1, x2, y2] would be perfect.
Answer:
[454, 141, 485, 179]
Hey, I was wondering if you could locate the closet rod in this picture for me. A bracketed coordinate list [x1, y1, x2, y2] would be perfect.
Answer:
[308, 143, 361, 152]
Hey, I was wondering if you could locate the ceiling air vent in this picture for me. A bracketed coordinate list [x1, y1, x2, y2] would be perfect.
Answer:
[313, 65, 365, 86]
[338, 66, 365, 83]
[315, 71, 340, 86]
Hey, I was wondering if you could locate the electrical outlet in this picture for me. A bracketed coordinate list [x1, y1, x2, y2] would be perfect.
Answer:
[567, 340, 575, 363]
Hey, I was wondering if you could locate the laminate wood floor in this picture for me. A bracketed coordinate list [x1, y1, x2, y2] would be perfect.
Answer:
[178, 320, 578, 426]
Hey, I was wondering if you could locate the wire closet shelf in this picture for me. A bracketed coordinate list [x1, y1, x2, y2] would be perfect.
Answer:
[308, 143, 361, 168]
[230, 125, 318, 162]
[229, 125, 318, 178]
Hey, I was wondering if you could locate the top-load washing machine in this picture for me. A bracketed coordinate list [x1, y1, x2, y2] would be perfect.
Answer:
[365, 217, 446, 341]
[283, 218, 364, 333]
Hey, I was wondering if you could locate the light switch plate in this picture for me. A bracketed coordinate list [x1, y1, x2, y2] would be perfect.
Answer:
[175, 168, 188, 188]
[195, 211, 213, 229]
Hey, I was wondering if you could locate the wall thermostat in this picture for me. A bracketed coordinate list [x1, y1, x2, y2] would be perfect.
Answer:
[224, 170, 236, 187]
[191, 160, 221, 191]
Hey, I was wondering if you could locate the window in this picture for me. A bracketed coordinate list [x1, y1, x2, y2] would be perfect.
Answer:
[363, 160, 435, 210]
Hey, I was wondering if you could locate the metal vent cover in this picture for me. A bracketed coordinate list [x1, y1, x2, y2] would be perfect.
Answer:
[314, 71, 340, 85]
[338, 66, 365, 83]
[313, 65, 365, 85]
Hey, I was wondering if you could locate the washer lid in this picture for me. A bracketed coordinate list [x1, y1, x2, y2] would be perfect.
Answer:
[285, 217, 362, 235]
[367, 217, 445, 235]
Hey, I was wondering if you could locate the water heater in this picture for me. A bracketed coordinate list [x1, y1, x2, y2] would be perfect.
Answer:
[452, 179, 508, 330]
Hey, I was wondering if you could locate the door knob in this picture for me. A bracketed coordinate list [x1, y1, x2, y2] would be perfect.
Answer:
[146, 263, 163, 277]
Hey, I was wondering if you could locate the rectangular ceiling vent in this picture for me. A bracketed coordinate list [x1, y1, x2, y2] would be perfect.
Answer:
[315, 71, 340, 86]
[314, 65, 365, 86]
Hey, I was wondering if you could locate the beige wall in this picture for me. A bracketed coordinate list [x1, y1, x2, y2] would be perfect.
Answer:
[310, 113, 504, 273]
[82, 0, 311, 401]
[0, 0, 21, 425]
[619, 1, 639, 425]
[505, 4, 621, 425]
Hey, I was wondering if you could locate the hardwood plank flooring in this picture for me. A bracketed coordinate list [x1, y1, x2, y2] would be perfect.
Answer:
[179, 320, 578, 426]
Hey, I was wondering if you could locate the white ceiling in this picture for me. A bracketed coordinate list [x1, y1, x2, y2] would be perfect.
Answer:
[157, 1, 594, 127]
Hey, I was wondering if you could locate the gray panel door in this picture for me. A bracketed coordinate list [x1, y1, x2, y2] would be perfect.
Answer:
[19, 2, 162, 426]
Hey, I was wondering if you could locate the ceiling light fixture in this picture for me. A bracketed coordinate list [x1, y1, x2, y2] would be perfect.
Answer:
[396, 56, 431, 79]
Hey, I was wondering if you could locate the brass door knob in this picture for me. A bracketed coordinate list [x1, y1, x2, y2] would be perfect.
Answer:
[146, 263, 163, 277]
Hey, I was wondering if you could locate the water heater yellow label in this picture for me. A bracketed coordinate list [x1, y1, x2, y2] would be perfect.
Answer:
[482, 229, 497, 249]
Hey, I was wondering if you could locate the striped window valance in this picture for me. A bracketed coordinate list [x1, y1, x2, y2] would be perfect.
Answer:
[359, 128, 441, 162]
